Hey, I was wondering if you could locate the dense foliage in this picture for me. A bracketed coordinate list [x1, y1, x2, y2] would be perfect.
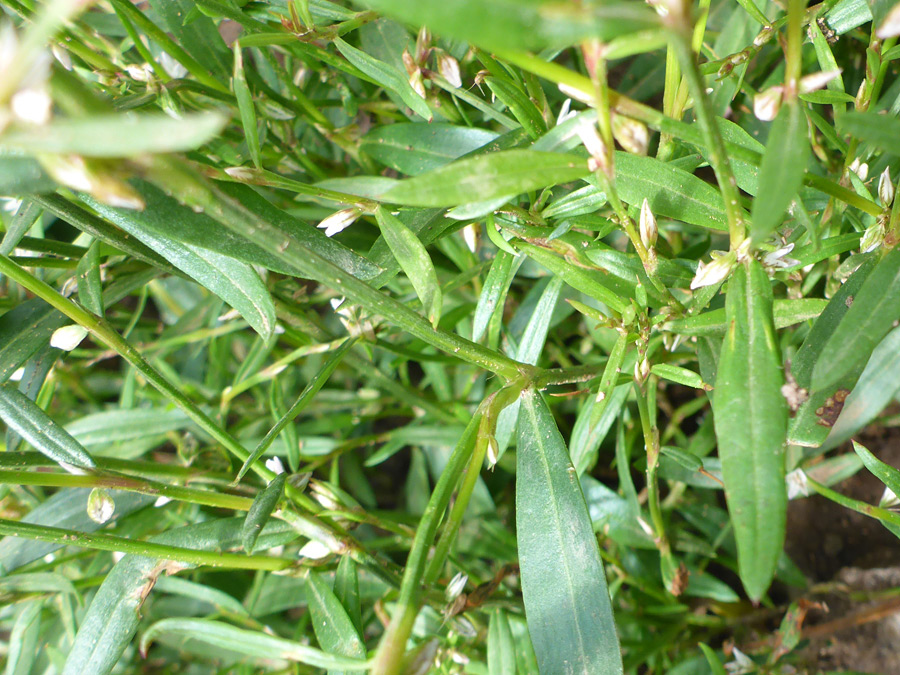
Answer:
[1, 0, 900, 673]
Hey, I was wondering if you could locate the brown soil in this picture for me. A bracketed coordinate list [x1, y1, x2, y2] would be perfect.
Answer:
[784, 429, 900, 674]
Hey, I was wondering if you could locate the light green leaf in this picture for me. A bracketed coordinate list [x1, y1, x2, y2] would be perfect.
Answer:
[712, 259, 787, 601]
[838, 110, 900, 155]
[358, 0, 658, 51]
[751, 102, 809, 243]
[614, 152, 729, 231]
[6, 601, 42, 675]
[0, 384, 95, 470]
[852, 440, 900, 497]
[375, 206, 442, 326]
[75, 240, 103, 316]
[381, 150, 590, 207]
[811, 247, 900, 393]
[334, 38, 432, 120]
[516, 388, 623, 675]
[233, 45, 261, 169]
[473, 250, 521, 343]
[242, 474, 287, 554]
[488, 609, 517, 675]
[154, 576, 249, 616]
[0, 156, 57, 196]
[79, 192, 276, 340]
[650, 364, 705, 389]
[306, 572, 366, 674]
[485, 76, 547, 139]
[334, 556, 363, 638]
[824, 327, 900, 449]
[361, 123, 499, 176]
[664, 298, 828, 337]
[0, 113, 228, 157]
[140, 618, 369, 670]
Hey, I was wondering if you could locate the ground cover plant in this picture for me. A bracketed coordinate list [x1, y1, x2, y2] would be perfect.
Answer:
[1, 0, 900, 672]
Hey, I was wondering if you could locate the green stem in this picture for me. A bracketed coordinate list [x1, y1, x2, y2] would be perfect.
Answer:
[140, 157, 526, 382]
[784, 0, 804, 99]
[0, 470, 253, 511]
[807, 477, 900, 528]
[0, 518, 295, 570]
[634, 381, 667, 552]
[370, 414, 482, 675]
[667, 21, 745, 247]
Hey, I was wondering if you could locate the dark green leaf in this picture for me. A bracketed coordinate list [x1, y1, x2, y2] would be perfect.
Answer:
[488, 609, 517, 675]
[516, 388, 623, 674]
[0, 156, 57, 196]
[751, 102, 810, 243]
[838, 111, 900, 156]
[242, 474, 287, 554]
[713, 260, 787, 601]
[361, 123, 499, 176]
[306, 572, 366, 674]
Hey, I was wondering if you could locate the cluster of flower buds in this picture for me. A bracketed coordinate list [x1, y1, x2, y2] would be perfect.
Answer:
[753, 70, 841, 121]
[402, 27, 464, 97]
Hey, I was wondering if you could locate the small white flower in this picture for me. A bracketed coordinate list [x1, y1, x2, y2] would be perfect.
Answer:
[265, 456, 285, 475]
[125, 64, 154, 82]
[849, 157, 868, 181]
[725, 646, 756, 675]
[861, 221, 885, 253]
[556, 98, 577, 125]
[879, 167, 894, 207]
[575, 121, 607, 173]
[690, 251, 736, 289]
[753, 86, 782, 122]
[112, 551, 125, 563]
[486, 436, 499, 468]
[876, 2, 900, 38]
[317, 208, 360, 237]
[298, 539, 331, 559]
[437, 52, 462, 88]
[762, 242, 798, 269]
[409, 68, 426, 99]
[50, 324, 88, 351]
[159, 51, 188, 79]
[786, 469, 810, 500]
[154, 496, 172, 508]
[799, 69, 842, 94]
[612, 115, 649, 156]
[1, 197, 22, 213]
[558, 82, 594, 105]
[445, 572, 468, 600]
[880, 486, 899, 508]
[224, 166, 256, 181]
[10, 367, 25, 382]
[639, 198, 657, 249]
[87, 488, 115, 524]
[11, 87, 51, 124]
[461, 222, 478, 253]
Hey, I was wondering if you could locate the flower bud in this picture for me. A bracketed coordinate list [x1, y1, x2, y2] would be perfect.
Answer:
[753, 86, 783, 121]
[880, 486, 899, 508]
[265, 456, 285, 475]
[445, 572, 468, 600]
[51, 324, 88, 351]
[437, 51, 462, 88]
[879, 167, 895, 207]
[639, 198, 657, 249]
[612, 115, 649, 156]
[799, 69, 842, 94]
[849, 157, 868, 181]
[402, 48, 417, 77]
[786, 469, 810, 500]
[40, 155, 145, 209]
[860, 221, 885, 253]
[87, 488, 115, 524]
[409, 68, 426, 99]
[575, 121, 608, 174]
[690, 250, 736, 289]
[317, 208, 360, 237]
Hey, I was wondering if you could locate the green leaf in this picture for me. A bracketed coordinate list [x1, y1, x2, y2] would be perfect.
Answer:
[837, 111, 900, 155]
[0, 156, 57, 196]
[751, 102, 809, 243]
[0, 113, 228, 157]
[358, 0, 658, 51]
[811, 247, 900, 393]
[154, 576, 249, 616]
[6, 601, 42, 675]
[614, 153, 729, 231]
[147, 0, 230, 81]
[0, 199, 43, 256]
[650, 364, 705, 389]
[664, 298, 828, 337]
[140, 618, 370, 670]
[712, 259, 787, 601]
[381, 150, 590, 207]
[516, 388, 623, 675]
[852, 440, 900, 497]
[306, 572, 366, 674]
[488, 609, 517, 675]
[63, 517, 298, 675]
[334, 556, 363, 638]
[485, 76, 547, 139]
[473, 250, 521, 342]
[375, 206, 442, 326]
[242, 474, 287, 554]
[75, 240, 103, 316]
[0, 384, 95, 470]
[233, 46, 261, 169]
[361, 123, 499, 176]
[0, 299, 67, 384]
[824, 327, 900, 449]
[78, 192, 276, 340]
[333, 38, 432, 121]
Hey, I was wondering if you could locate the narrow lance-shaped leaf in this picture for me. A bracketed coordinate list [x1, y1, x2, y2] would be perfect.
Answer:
[233, 45, 262, 169]
[712, 259, 788, 602]
[751, 101, 809, 243]
[516, 388, 623, 675]
[811, 247, 900, 394]
[852, 440, 900, 498]
[0, 384, 96, 471]
[241, 473, 287, 554]
[306, 572, 366, 675]
[488, 609, 518, 675]
[381, 150, 590, 207]
[375, 206, 442, 326]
